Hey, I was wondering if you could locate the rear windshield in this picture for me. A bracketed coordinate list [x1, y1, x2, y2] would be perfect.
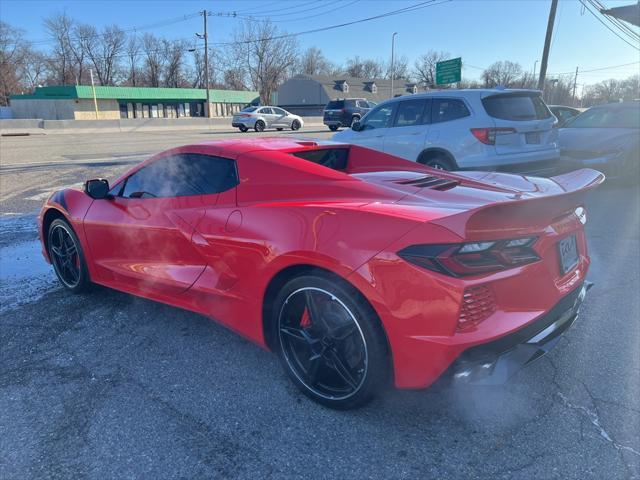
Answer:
[241, 106, 257, 112]
[567, 106, 640, 128]
[291, 148, 349, 170]
[482, 94, 552, 121]
[326, 100, 345, 109]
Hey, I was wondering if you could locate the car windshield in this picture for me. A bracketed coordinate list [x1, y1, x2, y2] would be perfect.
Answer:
[567, 106, 640, 128]
[326, 100, 344, 109]
[241, 106, 257, 112]
[482, 94, 552, 120]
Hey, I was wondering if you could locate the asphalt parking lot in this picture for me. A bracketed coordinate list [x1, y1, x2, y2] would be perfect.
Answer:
[1, 129, 639, 479]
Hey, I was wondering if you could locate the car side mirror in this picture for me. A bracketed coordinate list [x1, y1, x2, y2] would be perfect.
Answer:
[351, 121, 362, 132]
[84, 178, 110, 199]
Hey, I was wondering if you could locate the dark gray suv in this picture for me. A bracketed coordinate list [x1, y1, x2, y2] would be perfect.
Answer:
[323, 98, 373, 131]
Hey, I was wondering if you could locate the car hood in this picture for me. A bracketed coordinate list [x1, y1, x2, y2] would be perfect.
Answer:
[559, 127, 638, 157]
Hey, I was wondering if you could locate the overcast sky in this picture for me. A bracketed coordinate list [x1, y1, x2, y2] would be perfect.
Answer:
[2, 0, 639, 86]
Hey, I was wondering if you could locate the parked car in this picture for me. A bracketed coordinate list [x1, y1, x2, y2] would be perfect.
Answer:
[333, 89, 560, 175]
[232, 106, 303, 132]
[559, 102, 640, 179]
[40, 137, 602, 409]
[323, 98, 373, 131]
[549, 105, 582, 127]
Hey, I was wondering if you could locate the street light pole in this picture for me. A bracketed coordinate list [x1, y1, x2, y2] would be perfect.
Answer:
[390, 32, 397, 99]
[533, 60, 538, 77]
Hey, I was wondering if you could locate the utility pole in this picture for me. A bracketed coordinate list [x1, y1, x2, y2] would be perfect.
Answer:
[89, 68, 99, 120]
[572, 66, 579, 105]
[202, 10, 211, 118]
[537, 0, 558, 92]
[390, 32, 397, 99]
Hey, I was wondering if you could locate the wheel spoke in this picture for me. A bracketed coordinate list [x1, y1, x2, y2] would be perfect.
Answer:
[327, 348, 358, 390]
[305, 353, 322, 386]
[51, 245, 63, 257]
[305, 290, 330, 331]
[332, 323, 358, 341]
[280, 326, 318, 346]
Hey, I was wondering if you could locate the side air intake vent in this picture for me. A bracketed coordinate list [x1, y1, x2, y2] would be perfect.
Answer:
[396, 176, 459, 191]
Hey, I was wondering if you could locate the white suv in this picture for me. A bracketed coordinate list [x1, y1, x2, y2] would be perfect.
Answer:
[332, 89, 559, 174]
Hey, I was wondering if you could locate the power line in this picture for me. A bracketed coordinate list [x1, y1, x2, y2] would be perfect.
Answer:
[587, 0, 639, 43]
[242, 0, 360, 24]
[245, 0, 343, 18]
[207, 0, 450, 47]
[579, 0, 639, 51]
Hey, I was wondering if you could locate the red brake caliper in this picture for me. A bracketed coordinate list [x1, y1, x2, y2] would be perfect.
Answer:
[300, 306, 311, 328]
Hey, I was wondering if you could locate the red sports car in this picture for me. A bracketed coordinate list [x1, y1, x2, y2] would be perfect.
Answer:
[39, 138, 603, 409]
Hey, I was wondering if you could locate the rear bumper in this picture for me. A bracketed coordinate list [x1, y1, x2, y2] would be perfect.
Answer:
[449, 281, 591, 384]
[323, 120, 343, 127]
[232, 119, 255, 128]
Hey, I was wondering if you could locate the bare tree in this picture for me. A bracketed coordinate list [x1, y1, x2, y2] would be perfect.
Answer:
[21, 49, 49, 89]
[125, 35, 140, 86]
[232, 20, 298, 104]
[297, 46, 338, 76]
[77, 24, 125, 85]
[0, 21, 28, 105]
[43, 13, 76, 84]
[164, 39, 188, 87]
[384, 55, 410, 81]
[142, 33, 165, 87]
[413, 50, 450, 89]
[345, 56, 384, 78]
[482, 61, 523, 88]
[581, 75, 639, 106]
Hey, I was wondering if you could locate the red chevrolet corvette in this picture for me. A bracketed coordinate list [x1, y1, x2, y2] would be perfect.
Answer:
[39, 138, 603, 409]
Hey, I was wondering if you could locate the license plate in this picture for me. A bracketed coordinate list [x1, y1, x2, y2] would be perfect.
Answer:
[526, 132, 541, 144]
[558, 235, 579, 275]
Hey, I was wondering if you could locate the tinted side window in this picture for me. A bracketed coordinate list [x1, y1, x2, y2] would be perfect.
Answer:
[291, 148, 349, 170]
[260, 107, 273, 114]
[361, 104, 396, 130]
[431, 99, 470, 123]
[394, 99, 428, 127]
[121, 154, 238, 198]
[326, 100, 344, 109]
[272, 107, 286, 115]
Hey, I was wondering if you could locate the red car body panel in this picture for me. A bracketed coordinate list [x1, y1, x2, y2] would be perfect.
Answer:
[39, 138, 604, 389]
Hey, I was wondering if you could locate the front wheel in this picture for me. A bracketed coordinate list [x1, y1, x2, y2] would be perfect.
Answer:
[47, 218, 91, 293]
[271, 274, 389, 409]
[291, 119, 301, 131]
[351, 116, 360, 127]
[254, 120, 265, 132]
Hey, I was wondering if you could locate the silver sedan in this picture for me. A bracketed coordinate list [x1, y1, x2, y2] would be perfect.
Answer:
[232, 106, 304, 132]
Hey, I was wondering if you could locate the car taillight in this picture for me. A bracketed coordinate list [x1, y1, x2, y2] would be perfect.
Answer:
[238, 113, 252, 118]
[470, 127, 516, 145]
[398, 237, 539, 277]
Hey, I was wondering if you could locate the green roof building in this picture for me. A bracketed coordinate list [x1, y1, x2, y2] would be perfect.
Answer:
[10, 86, 259, 120]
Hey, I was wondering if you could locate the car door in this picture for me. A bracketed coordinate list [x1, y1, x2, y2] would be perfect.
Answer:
[426, 97, 472, 158]
[271, 107, 289, 127]
[350, 103, 397, 152]
[259, 107, 277, 128]
[83, 153, 237, 296]
[383, 98, 430, 161]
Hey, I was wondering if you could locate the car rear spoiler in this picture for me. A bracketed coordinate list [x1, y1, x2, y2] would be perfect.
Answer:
[433, 169, 605, 239]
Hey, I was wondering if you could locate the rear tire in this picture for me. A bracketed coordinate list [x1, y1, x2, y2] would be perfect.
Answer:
[239, 126, 248, 133]
[328, 125, 339, 132]
[350, 116, 360, 127]
[254, 120, 265, 132]
[270, 274, 389, 410]
[419, 154, 455, 171]
[47, 218, 91, 293]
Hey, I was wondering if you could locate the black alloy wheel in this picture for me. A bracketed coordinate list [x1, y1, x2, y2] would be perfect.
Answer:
[254, 120, 266, 132]
[350, 116, 360, 127]
[48, 218, 90, 292]
[272, 275, 388, 409]
[291, 119, 301, 131]
[422, 155, 454, 171]
[239, 126, 248, 132]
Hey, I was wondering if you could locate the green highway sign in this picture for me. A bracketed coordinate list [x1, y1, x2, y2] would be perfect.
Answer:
[436, 57, 462, 85]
